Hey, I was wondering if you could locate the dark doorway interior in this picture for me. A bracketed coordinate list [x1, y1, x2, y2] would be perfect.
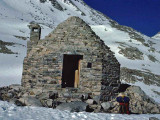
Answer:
[62, 54, 83, 88]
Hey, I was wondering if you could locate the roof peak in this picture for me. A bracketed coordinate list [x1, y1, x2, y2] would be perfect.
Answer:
[45, 16, 97, 40]
[67, 16, 82, 20]
[64, 16, 87, 25]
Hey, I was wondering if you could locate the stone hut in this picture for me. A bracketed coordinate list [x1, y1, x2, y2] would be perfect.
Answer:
[22, 16, 120, 102]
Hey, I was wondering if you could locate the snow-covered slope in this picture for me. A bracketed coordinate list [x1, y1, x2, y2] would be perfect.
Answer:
[0, 0, 160, 102]
[0, 101, 159, 120]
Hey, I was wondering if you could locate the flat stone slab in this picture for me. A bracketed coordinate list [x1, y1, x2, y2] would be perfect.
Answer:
[56, 101, 88, 112]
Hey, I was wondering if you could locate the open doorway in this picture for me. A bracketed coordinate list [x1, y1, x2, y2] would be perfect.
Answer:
[62, 54, 83, 88]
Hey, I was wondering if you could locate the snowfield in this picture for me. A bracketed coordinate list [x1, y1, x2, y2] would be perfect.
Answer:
[0, 101, 160, 120]
[91, 25, 160, 75]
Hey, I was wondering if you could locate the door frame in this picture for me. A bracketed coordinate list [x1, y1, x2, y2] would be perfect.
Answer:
[61, 54, 83, 88]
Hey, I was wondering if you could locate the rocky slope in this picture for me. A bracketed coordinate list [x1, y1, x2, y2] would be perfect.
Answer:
[0, 0, 160, 103]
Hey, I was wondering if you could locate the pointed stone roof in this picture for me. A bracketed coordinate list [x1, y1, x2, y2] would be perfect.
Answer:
[45, 16, 96, 40]
[56, 16, 89, 29]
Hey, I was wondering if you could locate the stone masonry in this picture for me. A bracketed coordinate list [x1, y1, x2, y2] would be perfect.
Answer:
[22, 16, 120, 103]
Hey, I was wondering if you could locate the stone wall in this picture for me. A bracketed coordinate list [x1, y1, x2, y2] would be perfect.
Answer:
[22, 16, 120, 102]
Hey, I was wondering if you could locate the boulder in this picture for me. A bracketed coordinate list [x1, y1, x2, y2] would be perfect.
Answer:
[37, 92, 50, 100]
[15, 99, 26, 106]
[101, 102, 113, 111]
[86, 99, 94, 105]
[93, 96, 100, 104]
[31, 88, 43, 95]
[107, 85, 160, 114]
[124, 86, 160, 114]
[21, 93, 29, 97]
[56, 101, 88, 112]
[81, 94, 89, 100]
[18, 97, 43, 107]
[9, 84, 22, 92]
[7, 93, 13, 98]
[46, 99, 53, 107]
[49, 92, 58, 99]
[149, 117, 159, 120]
[41, 99, 53, 108]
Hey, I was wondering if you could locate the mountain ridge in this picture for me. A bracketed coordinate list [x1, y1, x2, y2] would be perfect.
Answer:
[152, 32, 160, 40]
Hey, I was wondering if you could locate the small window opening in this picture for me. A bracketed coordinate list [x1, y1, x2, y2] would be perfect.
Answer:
[33, 28, 39, 32]
[87, 63, 92, 68]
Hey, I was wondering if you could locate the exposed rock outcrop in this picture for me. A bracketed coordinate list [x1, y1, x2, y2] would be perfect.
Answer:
[0, 40, 17, 54]
[121, 67, 160, 86]
[102, 86, 160, 114]
[125, 86, 160, 114]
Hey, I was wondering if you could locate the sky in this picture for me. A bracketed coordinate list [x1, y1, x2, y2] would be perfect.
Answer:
[83, 0, 160, 37]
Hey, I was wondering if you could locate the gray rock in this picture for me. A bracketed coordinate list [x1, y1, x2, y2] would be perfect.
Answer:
[81, 94, 89, 100]
[151, 107, 160, 114]
[9, 98, 17, 104]
[124, 85, 160, 114]
[149, 117, 159, 120]
[41, 99, 53, 108]
[18, 97, 43, 107]
[56, 101, 88, 112]
[49, 92, 58, 99]
[37, 93, 50, 100]
[86, 99, 94, 105]
[120, 67, 160, 88]
[93, 96, 100, 104]
[127, 86, 145, 96]
[15, 99, 26, 106]
[63, 93, 72, 98]
[9, 84, 22, 91]
[7, 93, 13, 98]
[101, 102, 112, 111]
[46, 99, 53, 107]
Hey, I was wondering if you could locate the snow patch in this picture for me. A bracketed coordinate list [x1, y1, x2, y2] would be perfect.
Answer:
[0, 101, 159, 120]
